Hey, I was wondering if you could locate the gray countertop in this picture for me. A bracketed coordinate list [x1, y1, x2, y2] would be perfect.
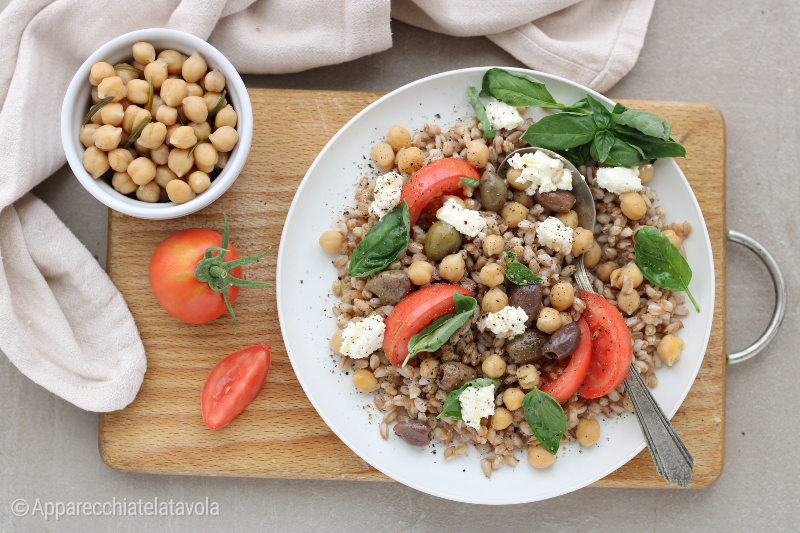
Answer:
[2, 1, 797, 531]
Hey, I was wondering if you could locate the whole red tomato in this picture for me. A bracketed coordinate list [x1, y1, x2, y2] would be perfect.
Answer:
[149, 215, 271, 329]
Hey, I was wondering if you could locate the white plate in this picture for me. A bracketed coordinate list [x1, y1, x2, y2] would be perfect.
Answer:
[276, 67, 714, 504]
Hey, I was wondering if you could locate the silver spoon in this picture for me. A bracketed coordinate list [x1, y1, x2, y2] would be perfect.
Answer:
[498, 147, 694, 488]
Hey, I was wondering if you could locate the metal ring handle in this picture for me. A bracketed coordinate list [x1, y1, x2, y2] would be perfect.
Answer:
[726, 229, 787, 365]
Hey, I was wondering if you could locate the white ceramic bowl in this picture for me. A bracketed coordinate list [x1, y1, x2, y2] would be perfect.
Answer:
[277, 67, 715, 504]
[61, 28, 252, 220]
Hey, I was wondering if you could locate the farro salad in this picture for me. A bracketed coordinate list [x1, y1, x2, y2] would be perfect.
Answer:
[318, 68, 695, 478]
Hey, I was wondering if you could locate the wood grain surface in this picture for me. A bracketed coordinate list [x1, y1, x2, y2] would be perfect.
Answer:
[100, 89, 726, 488]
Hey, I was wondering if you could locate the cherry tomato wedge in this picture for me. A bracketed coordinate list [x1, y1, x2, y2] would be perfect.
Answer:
[384, 284, 473, 367]
[578, 290, 633, 399]
[400, 158, 480, 227]
[540, 318, 592, 403]
[202, 344, 271, 429]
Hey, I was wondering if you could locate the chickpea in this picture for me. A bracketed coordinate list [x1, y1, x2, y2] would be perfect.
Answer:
[506, 168, 530, 190]
[119, 98, 132, 111]
[482, 234, 506, 256]
[193, 142, 218, 169]
[657, 334, 685, 366]
[209, 126, 239, 153]
[620, 263, 644, 288]
[576, 418, 601, 447]
[537, 307, 561, 334]
[662, 229, 683, 248]
[490, 407, 513, 430]
[187, 171, 211, 194]
[82, 146, 108, 178]
[166, 178, 196, 204]
[352, 368, 379, 393]
[170, 126, 197, 149]
[596, 261, 617, 283]
[407, 261, 434, 285]
[571, 227, 593, 256]
[441, 195, 466, 209]
[420, 358, 440, 379]
[91, 86, 100, 104]
[397, 147, 424, 175]
[500, 201, 529, 228]
[370, 142, 395, 172]
[549, 282, 575, 311]
[482, 354, 507, 379]
[560, 311, 574, 327]
[215, 105, 238, 129]
[165, 123, 181, 147]
[479, 263, 504, 288]
[99, 102, 123, 127]
[503, 388, 525, 411]
[136, 181, 160, 203]
[97, 76, 127, 102]
[466, 141, 490, 168]
[132, 41, 155, 65]
[583, 240, 602, 268]
[137, 121, 167, 150]
[134, 138, 150, 156]
[108, 148, 134, 172]
[517, 364, 540, 389]
[89, 125, 120, 151]
[160, 78, 188, 107]
[620, 192, 647, 220]
[555, 209, 579, 229]
[513, 190, 534, 209]
[329, 330, 344, 355]
[482, 287, 508, 313]
[168, 148, 194, 178]
[111, 171, 137, 194]
[147, 144, 169, 166]
[113, 63, 139, 85]
[185, 82, 204, 98]
[125, 79, 150, 105]
[154, 165, 178, 189]
[181, 52, 208, 83]
[156, 104, 178, 125]
[131, 60, 146, 72]
[122, 105, 150, 133]
[181, 96, 208, 123]
[383, 125, 411, 152]
[80, 124, 100, 148]
[528, 445, 556, 469]
[201, 68, 224, 93]
[156, 49, 183, 74]
[638, 163, 655, 184]
[202, 91, 226, 113]
[439, 253, 465, 283]
[127, 157, 156, 185]
[190, 121, 211, 141]
[215, 151, 229, 170]
[143, 58, 168, 89]
[89, 62, 115, 86]
[90, 107, 105, 125]
[617, 290, 641, 315]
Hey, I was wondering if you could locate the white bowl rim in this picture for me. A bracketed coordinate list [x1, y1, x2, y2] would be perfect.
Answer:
[61, 28, 252, 220]
[276, 66, 715, 504]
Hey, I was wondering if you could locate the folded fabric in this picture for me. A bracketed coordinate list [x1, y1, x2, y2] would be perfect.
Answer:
[0, 0, 654, 412]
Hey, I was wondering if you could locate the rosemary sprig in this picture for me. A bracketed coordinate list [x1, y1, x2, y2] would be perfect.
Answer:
[123, 116, 152, 149]
[145, 75, 154, 112]
[187, 140, 209, 158]
[82, 96, 113, 128]
[114, 64, 143, 74]
[209, 89, 227, 116]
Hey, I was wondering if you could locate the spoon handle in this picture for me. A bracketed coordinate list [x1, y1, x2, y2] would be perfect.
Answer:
[576, 257, 694, 487]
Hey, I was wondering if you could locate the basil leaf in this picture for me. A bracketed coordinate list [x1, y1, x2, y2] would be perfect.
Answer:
[467, 86, 494, 140]
[585, 94, 612, 129]
[560, 98, 592, 115]
[521, 113, 597, 150]
[661, 118, 671, 141]
[612, 108, 671, 141]
[504, 247, 517, 262]
[602, 137, 650, 167]
[404, 292, 478, 366]
[348, 201, 410, 278]
[634, 226, 699, 311]
[556, 143, 593, 166]
[612, 102, 629, 115]
[590, 130, 615, 162]
[479, 68, 562, 109]
[523, 388, 567, 456]
[506, 262, 542, 286]
[437, 378, 501, 421]
[460, 177, 481, 188]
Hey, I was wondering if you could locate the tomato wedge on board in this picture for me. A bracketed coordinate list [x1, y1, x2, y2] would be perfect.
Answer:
[202, 344, 271, 429]
[384, 284, 473, 367]
[400, 158, 480, 227]
[578, 290, 633, 399]
[540, 318, 592, 403]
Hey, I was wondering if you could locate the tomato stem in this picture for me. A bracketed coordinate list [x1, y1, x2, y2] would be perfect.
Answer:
[194, 214, 273, 333]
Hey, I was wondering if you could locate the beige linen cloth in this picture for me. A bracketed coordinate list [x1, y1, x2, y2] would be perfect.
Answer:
[0, 0, 654, 412]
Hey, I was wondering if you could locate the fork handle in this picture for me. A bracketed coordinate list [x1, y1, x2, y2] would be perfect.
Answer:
[623, 365, 694, 487]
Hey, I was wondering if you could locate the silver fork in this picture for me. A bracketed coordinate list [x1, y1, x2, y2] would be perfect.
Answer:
[498, 147, 694, 488]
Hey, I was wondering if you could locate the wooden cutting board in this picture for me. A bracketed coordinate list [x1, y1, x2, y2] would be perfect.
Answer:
[100, 89, 726, 488]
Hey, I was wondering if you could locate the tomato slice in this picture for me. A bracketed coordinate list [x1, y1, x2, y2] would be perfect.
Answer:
[540, 318, 592, 403]
[384, 284, 473, 367]
[578, 290, 633, 399]
[400, 158, 480, 227]
[202, 344, 271, 429]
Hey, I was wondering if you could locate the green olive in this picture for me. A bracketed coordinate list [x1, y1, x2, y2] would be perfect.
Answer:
[424, 221, 462, 261]
[479, 170, 508, 212]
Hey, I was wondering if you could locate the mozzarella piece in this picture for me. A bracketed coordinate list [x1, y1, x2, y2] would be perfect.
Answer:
[485, 100, 525, 131]
[482, 306, 528, 338]
[436, 198, 488, 237]
[536, 216, 573, 253]
[369, 171, 404, 219]
[340, 315, 386, 359]
[459, 384, 496, 429]
[507, 150, 572, 195]
[595, 166, 643, 195]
